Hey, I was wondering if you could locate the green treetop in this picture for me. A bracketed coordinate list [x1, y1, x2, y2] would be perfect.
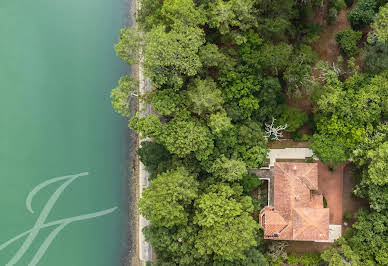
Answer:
[110, 75, 137, 117]
[144, 23, 205, 89]
[367, 141, 388, 186]
[114, 28, 139, 64]
[373, 3, 388, 42]
[160, 118, 214, 161]
[194, 184, 259, 261]
[207, 0, 257, 34]
[138, 167, 199, 227]
[187, 78, 224, 117]
[161, 0, 206, 27]
[209, 155, 248, 182]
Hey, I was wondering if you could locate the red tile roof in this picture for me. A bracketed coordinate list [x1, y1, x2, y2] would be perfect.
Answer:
[260, 162, 329, 241]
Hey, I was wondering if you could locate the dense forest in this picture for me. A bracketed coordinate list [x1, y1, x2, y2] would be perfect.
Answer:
[111, 0, 388, 265]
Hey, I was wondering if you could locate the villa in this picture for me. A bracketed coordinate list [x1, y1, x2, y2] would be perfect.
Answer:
[259, 161, 340, 242]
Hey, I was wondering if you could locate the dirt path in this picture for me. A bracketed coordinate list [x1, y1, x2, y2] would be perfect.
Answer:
[312, 6, 352, 64]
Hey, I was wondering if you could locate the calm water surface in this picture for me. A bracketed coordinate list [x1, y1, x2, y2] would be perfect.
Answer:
[0, 1, 132, 265]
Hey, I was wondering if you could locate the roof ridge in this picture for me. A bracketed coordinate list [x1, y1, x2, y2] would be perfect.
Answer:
[300, 164, 316, 189]
[293, 208, 328, 239]
[277, 162, 316, 190]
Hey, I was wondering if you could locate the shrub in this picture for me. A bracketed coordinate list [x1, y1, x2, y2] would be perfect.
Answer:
[335, 29, 362, 56]
[278, 105, 308, 133]
[299, 253, 323, 266]
[373, 3, 388, 42]
[331, 0, 347, 11]
[306, 157, 315, 163]
[323, 196, 328, 207]
[362, 41, 388, 73]
[347, 0, 376, 29]
[252, 195, 268, 211]
[288, 253, 300, 265]
[291, 131, 310, 142]
[312, 0, 324, 7]
[328, 7, 338, 24]
[310, 134, 347, 166]
[241, 173, 262, 194]
[302, 23, 323, 43]
[344, 210, 353, 220]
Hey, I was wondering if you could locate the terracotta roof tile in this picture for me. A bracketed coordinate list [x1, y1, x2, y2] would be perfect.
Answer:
[293, 208, 329, 241]
[261, 162, 330, 241]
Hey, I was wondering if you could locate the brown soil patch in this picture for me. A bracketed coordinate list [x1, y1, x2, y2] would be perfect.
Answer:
[286, 241, 332, 254]
[286, 94, 313, 115]
[312, 0, 329, 26]
[311, 6, 352, 64]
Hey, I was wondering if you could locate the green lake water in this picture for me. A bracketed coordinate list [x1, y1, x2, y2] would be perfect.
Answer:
[0, 0, 133, 265]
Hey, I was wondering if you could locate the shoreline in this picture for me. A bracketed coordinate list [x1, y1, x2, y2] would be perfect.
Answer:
[120, 0, 141, 265]
[127, 0, 152, 265]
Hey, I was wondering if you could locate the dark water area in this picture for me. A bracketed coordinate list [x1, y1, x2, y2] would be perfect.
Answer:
[0, 0, 135, 265]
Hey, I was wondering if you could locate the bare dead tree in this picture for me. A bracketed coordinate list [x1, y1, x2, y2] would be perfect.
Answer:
[266, 241, 289, 262]
[265, 118, 288, 141]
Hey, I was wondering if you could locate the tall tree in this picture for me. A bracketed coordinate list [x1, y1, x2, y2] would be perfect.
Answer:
[160, 118, 214, 160]
[187, 78, 224, 117]
[137, 0, 163, 31]
[209, 155, 248, 182]
[373, 3, 388, 42]
[110, 75, 137, 117]
[147, 88, 183, 116]
[348, 209, 388, 265]
[144, 23, 205, 88]
[143, 223, 209, 265]
[259, 42, 293, 75]
[219, 65, 261, 121]
[161, 0, 206, 27]
[139, 167, 199, 227]
[321, 238, 362, 265]
[235, 121, 269, 168]
[208, 112, 233, 136]
[194, 184, 259, 261]
[129, 114, 162, 139]
[207, 0, 257, 34]
[311, 72, 388, 164]
[311, 134, 347, 166]
[114, 28, 140, 65]
[137, 141, 172, 177]
[367, 141, 388, 186]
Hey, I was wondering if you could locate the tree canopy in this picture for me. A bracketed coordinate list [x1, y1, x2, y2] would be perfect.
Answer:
[373, 3, 388, 42]
[113, 0, 388, 264]
[144, 24, 205, 88]
[139, 167, 199, 227]
[194, 184, 259, 261]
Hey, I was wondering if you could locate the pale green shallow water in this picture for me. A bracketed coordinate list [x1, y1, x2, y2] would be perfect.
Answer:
[0, 1, 132, 265]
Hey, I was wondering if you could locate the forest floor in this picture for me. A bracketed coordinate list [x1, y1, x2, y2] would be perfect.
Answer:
[311, 6, 352, 64]
[286, 241, 332, 254]
[285, 2, 356, 131]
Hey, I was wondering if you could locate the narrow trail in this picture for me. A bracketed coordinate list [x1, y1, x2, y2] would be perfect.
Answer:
[286, 3, 354, 117]
[311, 4, 353, 64]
